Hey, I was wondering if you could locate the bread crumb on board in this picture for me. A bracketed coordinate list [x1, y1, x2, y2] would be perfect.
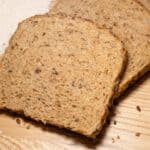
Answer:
[112, 138, 115, 143]
[113, 120, 117, 125]
[16, 118, 21, 125]
[135, 132, 141, 137]
[136, 106, 141, 112]
[26, 125, 30, 130]
[117, 136, 120, 139]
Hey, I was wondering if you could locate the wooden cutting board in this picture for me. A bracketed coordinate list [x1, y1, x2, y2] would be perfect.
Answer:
[0, 73, 149, 150]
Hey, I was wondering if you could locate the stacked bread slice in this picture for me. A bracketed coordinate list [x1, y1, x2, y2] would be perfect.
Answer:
[0, 0, 149, 138]
[50, 0, 150, 97]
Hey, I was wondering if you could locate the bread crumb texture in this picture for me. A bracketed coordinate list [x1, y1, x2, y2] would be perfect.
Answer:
[0, 15, 125, 137]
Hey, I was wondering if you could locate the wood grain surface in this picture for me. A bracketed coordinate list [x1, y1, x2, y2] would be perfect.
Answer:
[0, 73, 149, 150]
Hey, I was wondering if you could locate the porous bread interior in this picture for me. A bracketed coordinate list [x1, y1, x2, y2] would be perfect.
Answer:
[0, 15, 125, 137]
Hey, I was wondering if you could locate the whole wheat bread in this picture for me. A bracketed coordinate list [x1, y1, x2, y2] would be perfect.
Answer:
[50, 0, 150, 96]
[0, 15, 126, 137]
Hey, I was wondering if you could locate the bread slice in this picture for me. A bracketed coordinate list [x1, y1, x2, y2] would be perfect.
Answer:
[0, 15, 126, 137]
[50, 0, 150, 96]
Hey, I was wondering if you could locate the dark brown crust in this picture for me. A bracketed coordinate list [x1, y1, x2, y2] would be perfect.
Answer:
[0, 14, 126, 138]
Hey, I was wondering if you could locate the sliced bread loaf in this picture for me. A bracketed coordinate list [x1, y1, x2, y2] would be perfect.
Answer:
[50, 0, 150, 96]
[0, 15, 126, 137]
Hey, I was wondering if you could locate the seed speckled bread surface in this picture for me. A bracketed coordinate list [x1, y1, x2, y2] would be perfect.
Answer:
[0, 15, 126, 137]
[50, 0, 150, 96]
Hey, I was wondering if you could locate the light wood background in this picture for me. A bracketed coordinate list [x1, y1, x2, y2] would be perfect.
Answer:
[0, 73, 149, 150]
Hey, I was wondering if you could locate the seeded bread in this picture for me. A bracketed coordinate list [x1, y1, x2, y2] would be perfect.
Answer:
[0, 15, 126, 137]
[50, 0, 150, 96]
